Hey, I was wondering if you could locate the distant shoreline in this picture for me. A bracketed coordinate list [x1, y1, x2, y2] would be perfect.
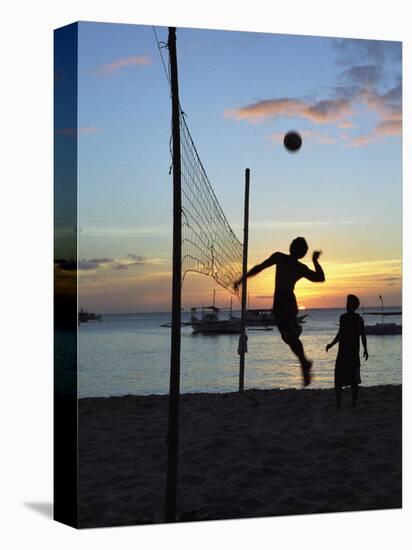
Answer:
[86, 306, 403, 316]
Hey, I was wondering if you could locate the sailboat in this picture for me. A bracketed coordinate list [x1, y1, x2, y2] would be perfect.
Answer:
[363, 295, 402, 335]
[229, 293, 307, 327]
[190, 290, 242, 334]
[78, 308, 102, 323]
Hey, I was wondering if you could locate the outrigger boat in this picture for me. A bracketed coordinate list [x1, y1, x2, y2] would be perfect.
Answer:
[190, 305, 242, 334]
[189, 290, 242, 334]
[363, 321, 402, 335]
[363, 296, 402, 335]
[228, 292, 307, 327]
[238, 308, 307, 327]
[159, 320, 191, 328]
[187, 292, 307, 334]
[78, 308, 102, 324]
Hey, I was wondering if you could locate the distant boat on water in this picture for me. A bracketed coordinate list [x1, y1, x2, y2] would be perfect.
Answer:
[79, 308, 102, 324]
[231, 308, 307, 327]
[187, 289, 240, 334]
[363, 322, 401, 335]
[159, 320, 191, 328]
[190, 305, 242, 334]
[161, 291, 307, 333]
[363, 296, 402, 335]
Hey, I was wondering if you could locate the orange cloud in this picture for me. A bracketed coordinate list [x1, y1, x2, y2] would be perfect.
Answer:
[362, 85, 401, 119]
[338, 120, 355, 128]
[225, 98, 353, 124]
[346, 134, 378, 148]
[345, 115, 401, 148]
[375, 118, 402, 136]
[98, 55, 152, 75]
[359, 86, 402, 138]
[225, 76, 401, 148]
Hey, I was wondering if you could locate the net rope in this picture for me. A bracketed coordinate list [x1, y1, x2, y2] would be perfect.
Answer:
[151, 27, 243, 296]
[180, 114, 243, 296]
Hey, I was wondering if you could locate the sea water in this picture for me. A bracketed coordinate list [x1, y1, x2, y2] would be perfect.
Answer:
[77, 308, 402, 397]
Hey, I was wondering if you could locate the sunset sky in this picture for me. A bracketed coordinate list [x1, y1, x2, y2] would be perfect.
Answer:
[72, 22, 402, 312]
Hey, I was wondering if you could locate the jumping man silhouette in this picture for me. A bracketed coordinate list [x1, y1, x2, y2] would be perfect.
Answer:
[234, 237, 325, 386]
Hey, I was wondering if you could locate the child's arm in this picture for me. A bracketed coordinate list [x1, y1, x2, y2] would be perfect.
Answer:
[326, 330, 340, 352]
[360, 318, 369, 360]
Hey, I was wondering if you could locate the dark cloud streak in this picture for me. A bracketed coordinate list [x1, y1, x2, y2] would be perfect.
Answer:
[56, 255, 149, 272]
[333, 38, 401, 67]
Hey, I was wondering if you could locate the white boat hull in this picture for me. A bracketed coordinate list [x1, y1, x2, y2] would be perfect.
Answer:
[230, 312, 307, 327]
[191, 320, 242, 334]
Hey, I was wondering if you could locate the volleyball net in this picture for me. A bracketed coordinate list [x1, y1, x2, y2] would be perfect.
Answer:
[180, 114, 243, 295]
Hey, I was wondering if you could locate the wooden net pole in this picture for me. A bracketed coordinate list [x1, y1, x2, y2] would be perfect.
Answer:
[239, 168, 250, 392]
[166, 26, 182, 523]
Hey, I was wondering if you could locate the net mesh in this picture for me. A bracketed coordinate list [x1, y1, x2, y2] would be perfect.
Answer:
[180, 114, 243, 295]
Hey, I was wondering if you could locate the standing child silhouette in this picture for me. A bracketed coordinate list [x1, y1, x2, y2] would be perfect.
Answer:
[326, 294, 368, 408]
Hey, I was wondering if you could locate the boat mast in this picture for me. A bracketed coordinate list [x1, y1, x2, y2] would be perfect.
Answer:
[379, 294, 383, 325]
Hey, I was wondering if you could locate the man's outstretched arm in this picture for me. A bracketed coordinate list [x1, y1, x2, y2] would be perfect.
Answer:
[234, 252, 279, 291]
[303, 250, 325, 282]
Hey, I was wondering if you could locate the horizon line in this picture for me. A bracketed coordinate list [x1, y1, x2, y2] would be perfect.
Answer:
[85, 305, 403, 315]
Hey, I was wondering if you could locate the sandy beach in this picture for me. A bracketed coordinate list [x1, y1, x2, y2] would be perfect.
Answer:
[78, 385, 401, 528]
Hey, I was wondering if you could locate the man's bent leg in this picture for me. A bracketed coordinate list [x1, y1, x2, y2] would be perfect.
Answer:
[282, 333, 305, 361]
[281, 333, 312, 386]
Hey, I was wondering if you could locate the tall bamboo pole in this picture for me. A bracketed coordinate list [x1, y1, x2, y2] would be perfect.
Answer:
[239, 168, 250, 392]
[166, 26, 181, 523]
